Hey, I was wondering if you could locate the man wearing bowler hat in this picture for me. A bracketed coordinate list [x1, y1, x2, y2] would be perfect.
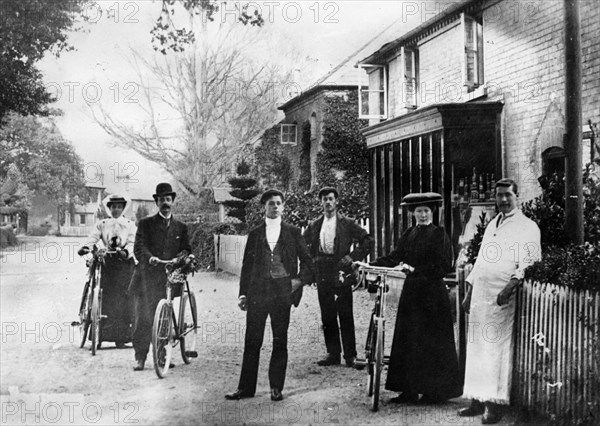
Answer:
[225, 189, 313, 401]
[129, 183, 191, 371]
[303, 186, 373, 367]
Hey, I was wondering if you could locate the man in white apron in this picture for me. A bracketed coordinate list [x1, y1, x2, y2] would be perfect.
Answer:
[460, 179, 541, 424]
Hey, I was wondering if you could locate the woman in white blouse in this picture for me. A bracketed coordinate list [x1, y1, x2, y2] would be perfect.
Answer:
[78, 195, 137, 349]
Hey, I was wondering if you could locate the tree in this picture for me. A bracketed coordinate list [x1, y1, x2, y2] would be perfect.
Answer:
[0, 0, 85, 120]
[151, 1, 263, 55]
[223, 160, 259, 224]
[92, 12, 295, 195]
[0, 113, 87, 228]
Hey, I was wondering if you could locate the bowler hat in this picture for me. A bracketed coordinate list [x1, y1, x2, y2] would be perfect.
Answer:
[318, 186, 339, 199]
[106, 195, 127, 207]
[153, 182, 176, 200]
[260, 189, 284, 204]
[401, 192, 443, 212]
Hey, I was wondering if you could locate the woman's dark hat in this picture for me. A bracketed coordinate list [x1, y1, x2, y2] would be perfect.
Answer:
[106, 195, 127, 207]
[401, 192, 443, 211]
[260, 189, 284, 204]
[153, 182, 176, 200]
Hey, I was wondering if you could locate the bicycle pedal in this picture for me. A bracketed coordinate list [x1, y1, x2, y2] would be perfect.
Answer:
[353, 358, 367, 367]
[184, 351, 198, 358]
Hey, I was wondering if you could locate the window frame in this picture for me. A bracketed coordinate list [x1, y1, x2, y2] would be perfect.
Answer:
[400, 46, 418, 109]
[280, 124, 298, 145]
[461, 13, 484, 88]
[358, 64, 388, 119]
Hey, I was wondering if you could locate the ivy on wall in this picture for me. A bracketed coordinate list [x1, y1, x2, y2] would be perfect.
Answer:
[297, 121, 312, 190]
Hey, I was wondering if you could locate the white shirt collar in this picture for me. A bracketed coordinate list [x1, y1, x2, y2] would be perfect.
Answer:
[265, 216, 282, 228]
[159, 212, 172, 220]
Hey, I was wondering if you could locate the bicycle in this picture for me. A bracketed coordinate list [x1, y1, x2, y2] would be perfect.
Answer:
[75, 248, 117, 356]
[151, 255, 199, 378]
[352, 261, 412, 411]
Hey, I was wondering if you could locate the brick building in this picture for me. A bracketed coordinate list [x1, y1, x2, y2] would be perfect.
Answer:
[358, 0, 599, 256]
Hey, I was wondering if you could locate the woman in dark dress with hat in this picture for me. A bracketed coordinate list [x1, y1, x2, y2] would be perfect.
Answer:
[369, 192, 462, 404]
[78, 195, 137, 348]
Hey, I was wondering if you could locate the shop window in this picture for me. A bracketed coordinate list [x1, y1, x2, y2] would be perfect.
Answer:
[542, 147, 565, 177]
[80, 214, 86, 225]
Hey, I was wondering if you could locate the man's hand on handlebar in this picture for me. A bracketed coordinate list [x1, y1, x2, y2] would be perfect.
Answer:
[77, 246, 90, 257]
[149, 256, 161, 266]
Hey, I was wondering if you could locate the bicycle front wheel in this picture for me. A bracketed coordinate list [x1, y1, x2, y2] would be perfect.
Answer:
[90, 286, 102, 356]
[366, 313, 376, 397]
[152, 299, 173, 378]
[179, 292, 198, 364]
[78, 281, 91, 348]
[371, 318, 385, 412]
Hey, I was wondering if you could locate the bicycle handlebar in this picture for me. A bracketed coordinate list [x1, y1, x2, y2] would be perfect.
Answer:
[353, 261, 414, 276]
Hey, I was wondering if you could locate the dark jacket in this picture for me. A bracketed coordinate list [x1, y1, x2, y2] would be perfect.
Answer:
[303, 213, 373, 271]
[128, 214, 191, 295]
[239, 221, 313, 302]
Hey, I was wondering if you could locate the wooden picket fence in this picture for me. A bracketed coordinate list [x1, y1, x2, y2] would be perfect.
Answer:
[514, 281, 600, 424]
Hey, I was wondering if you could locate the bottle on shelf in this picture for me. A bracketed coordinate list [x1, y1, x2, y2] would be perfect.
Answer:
[458, 178, 465, 203]
[470, 168, 479, 201]
[484, 173, 491, 200]
[479, 174, 485, 201]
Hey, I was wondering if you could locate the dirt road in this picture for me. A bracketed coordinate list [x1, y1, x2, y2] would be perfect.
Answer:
[1, 236, 520, 425]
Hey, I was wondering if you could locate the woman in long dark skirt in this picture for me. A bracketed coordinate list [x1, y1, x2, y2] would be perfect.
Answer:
[78, 195, 137, 348]
[369, 192, 462, 404]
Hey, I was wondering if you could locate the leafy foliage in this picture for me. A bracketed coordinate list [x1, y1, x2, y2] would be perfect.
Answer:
[316, 91, 369, 185]
[465, 212, 488, 266]
[521, 163, 600, 289]
[254, 127, 292, 190]
[298, 121, 312, 190]
[0, 0, 84, 120]
[151, 0, 264, 55]
[0, 113, 87, 222]
[187, 221, 238, 270]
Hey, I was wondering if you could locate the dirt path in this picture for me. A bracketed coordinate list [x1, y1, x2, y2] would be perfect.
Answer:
[1, 236, 520, 425]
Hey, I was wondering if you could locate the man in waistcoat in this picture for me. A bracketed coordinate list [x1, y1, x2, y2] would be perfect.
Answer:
[225, 189, 312, 402]
[303, 186, 373, 367]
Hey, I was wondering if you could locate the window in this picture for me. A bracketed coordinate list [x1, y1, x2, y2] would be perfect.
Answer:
[462, 13, 484, 88]
[79, 214, 86, 225]
[280, 124, 297, 145]
[358, 64, 388, 119]
[400, 47, 418, 109]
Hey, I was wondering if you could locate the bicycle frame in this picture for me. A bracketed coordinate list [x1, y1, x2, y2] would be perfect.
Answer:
[355, 265, 408, 411]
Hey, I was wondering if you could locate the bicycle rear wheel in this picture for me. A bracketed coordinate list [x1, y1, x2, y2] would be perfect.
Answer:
[152, 299, 173, 378]
[78, 281, 91, 348]
[371, 317, 385, 412]
[179, 292, 198, 364]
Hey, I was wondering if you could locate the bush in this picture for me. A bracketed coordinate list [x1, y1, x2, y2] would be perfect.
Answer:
[187, 221, 238, 270]
[520, 163, 600, 289]
[524, 242, 600, 289]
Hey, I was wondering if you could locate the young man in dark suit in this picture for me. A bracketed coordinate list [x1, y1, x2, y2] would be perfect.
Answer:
[225, 189, 313, 402]
[129, 183, 191, 371]
[303, 187, 373, 367]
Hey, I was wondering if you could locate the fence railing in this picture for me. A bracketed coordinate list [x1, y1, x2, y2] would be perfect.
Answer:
[514, 281, 600, 423]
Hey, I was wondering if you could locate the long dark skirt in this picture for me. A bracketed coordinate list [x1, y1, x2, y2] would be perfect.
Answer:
[97, 256, 134, 343]
[385, 275, 462, 399]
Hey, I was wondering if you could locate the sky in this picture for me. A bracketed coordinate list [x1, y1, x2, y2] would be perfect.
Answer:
[38, 0, 445, 199]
